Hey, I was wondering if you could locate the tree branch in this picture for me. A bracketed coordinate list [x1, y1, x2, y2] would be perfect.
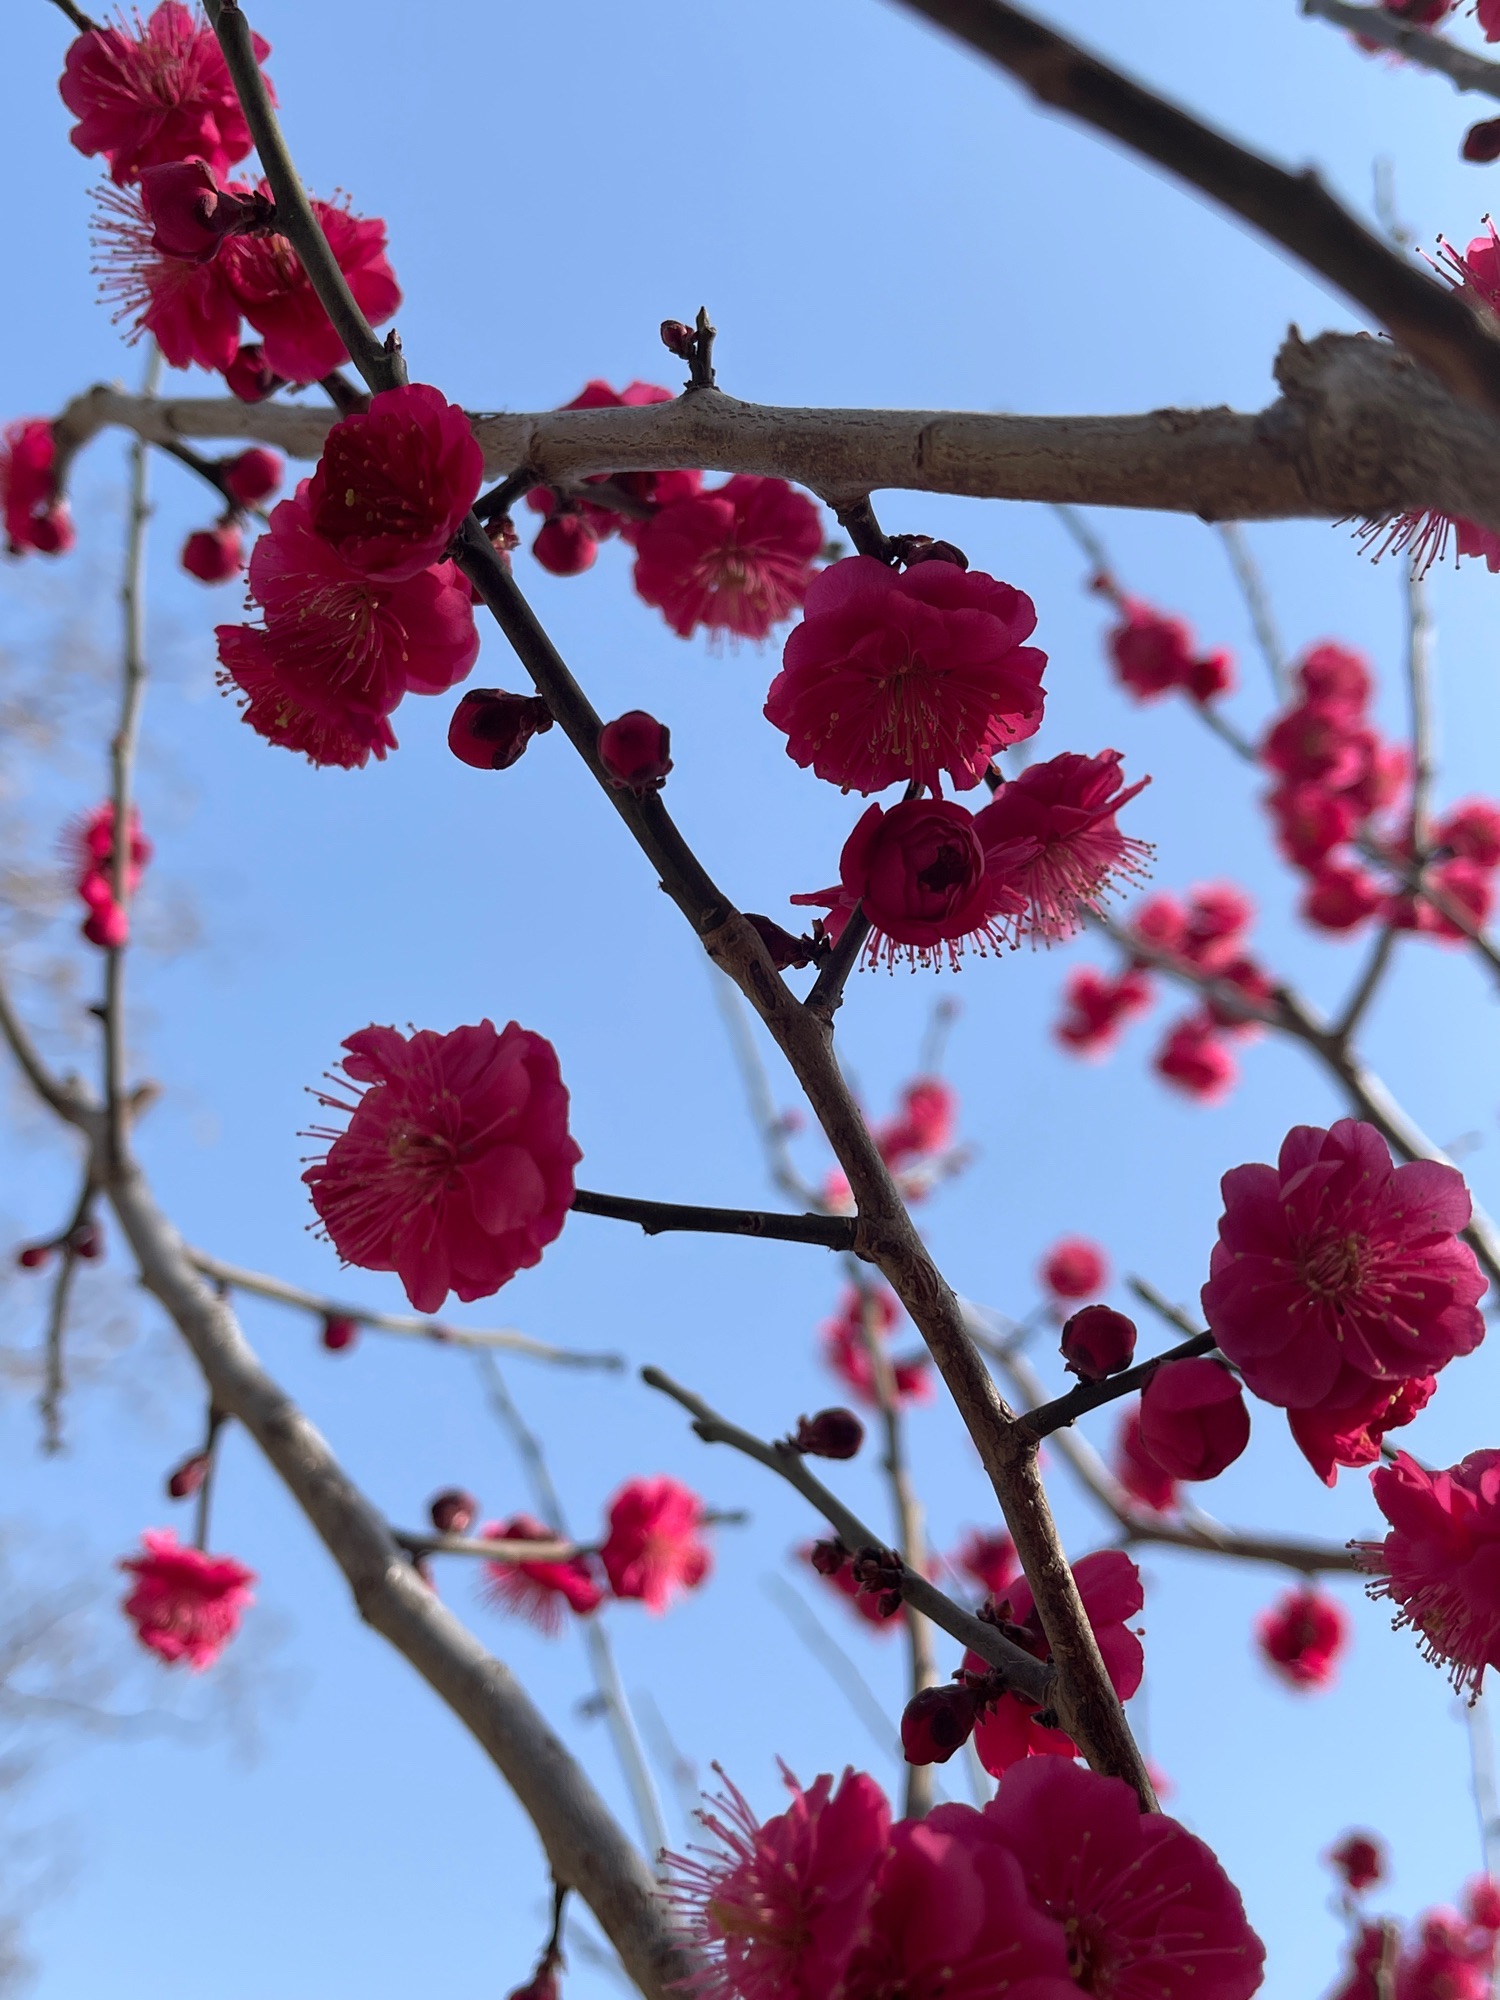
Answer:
[1018, 1331, 1218, 1441]
[570, 1187, 857, 1250]
[888, 0, 1500, 417]
[1303, 0, 1500, 100]
[186, 1249, 624, 1367]
[44, 331, 1500, 536]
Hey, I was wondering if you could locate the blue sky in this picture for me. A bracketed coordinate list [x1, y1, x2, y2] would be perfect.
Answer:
[3, 2, 1500, 1995]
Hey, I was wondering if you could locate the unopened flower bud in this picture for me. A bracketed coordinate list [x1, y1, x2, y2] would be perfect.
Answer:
[508, 1968, 560, 2000]
[181, 524, 243, 583]
[1327, 1833, 1385, 1894]
[430, 1487, 479, 1535]
[532, 513, 598, 576]
[71, 1220, 103, 1261]
[223, 342, 282, 403]
[167, 1451, 209, 1499]
[321, 1314, 359, 1352]
[901, 537, 969, 571]
[745, 913, 825, 971]
[900, 1681, 980, 1765]
[16, 1242, 53, 1271]
[222, 447, 283, 507]
[788, 1407, 865, 1459]
[850, 1545, 905, 1617]
[659, 319, 695, 357]
[1138, 1356, 1249, 1481]
[599, 710, 672, 794]
[1060, 1304, 1137, 1383]
[447, 689, 554, 771]
[1464, 117, 1500, 163]
[1187, 650, 1234, 704]
[139, 160, 274, 262]
[82, 898, 128, 950]
[808, 1537, 847, 1577]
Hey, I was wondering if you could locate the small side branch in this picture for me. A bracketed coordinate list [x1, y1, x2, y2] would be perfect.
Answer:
[1019, 1331, 1217, 1441]
[570, 1187, 857, 1250]
[1303, 0, 1500, 100]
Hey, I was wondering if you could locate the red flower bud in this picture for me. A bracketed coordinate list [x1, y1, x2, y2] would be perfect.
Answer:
[1327, 1833, 1385, 1894]
[321, 1314, 359, 1352]
[508, 1969, 560, 2000]
[447, 689, 554, 771]
[744, 913, 825, 970]
[82, 897, 128, 950]
[223, 342, 282, 403]
[71, 1220, 103, 1261]
[16, 1242, 53, 1271]
[1464, 117, 1500, 163]
[139, 161, 274, 262]
[659, 319, 695, 357]
[1138, 1357, 1249, 1481]
[900, 537, 969, 571]
[181, 524, 243, 583]
[222, 448, 283, 507]
[788, 1407, 865, 1459]
[1060, 1304, 1137, 1383]
[430, 1487, 480, 1535]
[900, 1681, 980, 1765]
[532, 513, 598, 576]
[599, 711, 672, 794]
[167, 1451, 209, 1499]
[809, 1537, 848, 1577]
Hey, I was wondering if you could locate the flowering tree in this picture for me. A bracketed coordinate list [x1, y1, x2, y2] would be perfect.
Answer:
[9, 0, 1500, 1993]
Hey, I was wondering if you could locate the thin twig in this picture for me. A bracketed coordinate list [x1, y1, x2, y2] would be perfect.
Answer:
[1333, 923, 1401, 1042]
[760, 1573, 905, 1768]
[709, 975, 822, 1208]
[192, 1407, 225, 1552]
[45, 0, 99, 28]
[474, 1354, 671, 1866]
[1303, 0, 1500, 101]
[187, 1248, 623, 1366]
[641, 1365, 1053, 1703]
[571, 1187, 856, 1250]
[1406, 561, 1437, 855]
[890, 0, 1500, 417]
[1125, 1277, 1207, 1342]
[1217, 522, 1289, 699]
[804, 906, 873, 1022]
[103, 344, 160, 1173]
[1019, 1331, 1217, 1442]
[396, 1531, 593, 1564]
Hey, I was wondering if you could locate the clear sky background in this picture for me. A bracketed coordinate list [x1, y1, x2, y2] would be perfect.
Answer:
[2, 2, 1499, 1996]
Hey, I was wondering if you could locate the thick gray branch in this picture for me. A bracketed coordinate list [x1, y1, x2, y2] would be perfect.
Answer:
[47, 332, 1500, 536]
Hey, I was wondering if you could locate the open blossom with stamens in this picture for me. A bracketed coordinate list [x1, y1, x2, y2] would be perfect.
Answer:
[302, 1019, 581, 1313]
[59, 1, 272, 185]
[119, 1529, 255, 1670]
[599, 1476, 712, 1611]
[481, 1514, 602, 1633]
[307, 384, 483, 581]
[1201, 1118, 1487, 1410]
[979, 750, 1150, 941]
[1357, 1450, 1500, 1695]
[215, 483, 478, 768]
[94, 179, 250, 371]
[667, 1765, 892, 2000]
[632, 475, 822, 640]
[763, 555, 1046, 794]
[223, 194, 400, 383]
[2, 420, 75, 557]
[790, 797, 1035, 971]
[966, 1757, 1266, 1999]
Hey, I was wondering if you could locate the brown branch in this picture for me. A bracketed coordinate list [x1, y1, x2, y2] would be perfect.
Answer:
[187, 1249, 624, 1367]
[45, 0, 98, 28]
[396, 1531, 592, 1564]
[1018, 1331, 1218, 1442]
[1303, 0, 1500, 100]
[888, 0, 1500, 417]
[44, 331, 1500, 535]
[103, 1151, 690, 1998]
[570, 1187, 857, 1250]
[641, 1365, 1054, 1703]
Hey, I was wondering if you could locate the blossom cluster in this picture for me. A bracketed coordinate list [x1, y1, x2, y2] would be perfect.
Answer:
[671, 1756, 1265, 2000]
[65, 798, 152, 950]
[1324, 1832, 1500, 2000]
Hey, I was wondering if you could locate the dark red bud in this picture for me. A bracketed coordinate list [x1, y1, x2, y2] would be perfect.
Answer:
[447, 689, 554, 771]
[508, 1969, 560, 2000]
[532, 513, 598, 576]
[598, 710, 672, 794]
[430, 1487, 480, 1535]
[221, 447, 283, 507]
[16, 1242, 53, 1271]
[850, 1546, 905, 1616]
[181, 525, 243, 583]
[1060, 1304, 1138, 1383]
[1464, 118, 1500, 163]
[900, 1681, 980, 1764]
[745, 914, 826, 971]
[223, 342, 283, 403]
[788, 1407, 865, 1459]
[808, 1537, 848, 1577]
[71, 1220, 103, 1261]
[166, 1451, 209, 1499]
[1328, 1833, 1386, 1894]
[901, 537, 969, 570]
[659, 319, 696, 357]
[321, 1314, 359, 1352]
[140, 162, 275, 262]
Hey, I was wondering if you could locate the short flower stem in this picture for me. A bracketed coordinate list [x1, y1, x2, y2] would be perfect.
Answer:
[1018, 1331, 1218, 1442]
[192, 1408, 226, 1552]
[641, 1364, 1053, 1706]
[570, 1187, 857, 1250]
